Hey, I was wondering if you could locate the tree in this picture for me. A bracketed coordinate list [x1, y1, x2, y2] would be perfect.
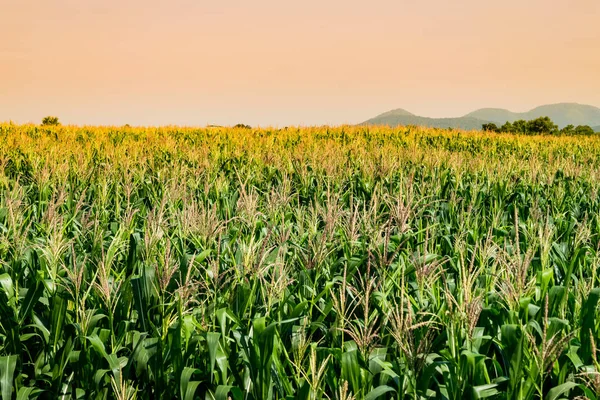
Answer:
[560, 124, 575, 135]
[500, 121, 514, 133]
[574, 125, 595, 135]
[234, 123, 251, 129]
[482, 123, 500, 133]
[512, 120, 529, 134]
[526, 116, 557, 135]
[41, 116, 60, 126]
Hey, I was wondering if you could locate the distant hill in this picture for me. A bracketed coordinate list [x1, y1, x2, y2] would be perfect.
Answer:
[594, 125, 600, 133]
[362, 103, 600, 130]
[361, 108, 490, 130]
[465, 103, 600, 129]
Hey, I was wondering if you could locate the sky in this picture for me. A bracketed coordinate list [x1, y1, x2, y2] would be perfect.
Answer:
[1, 0, 600, 127]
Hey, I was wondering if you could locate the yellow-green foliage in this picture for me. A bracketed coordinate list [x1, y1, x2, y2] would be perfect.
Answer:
[1, 123, 600, 399]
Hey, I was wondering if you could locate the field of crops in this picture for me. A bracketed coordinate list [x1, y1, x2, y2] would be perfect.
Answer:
[2, 123, 600, 399]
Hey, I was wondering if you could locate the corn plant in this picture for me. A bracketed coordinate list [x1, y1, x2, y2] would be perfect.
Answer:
[1, 123, 600, 398]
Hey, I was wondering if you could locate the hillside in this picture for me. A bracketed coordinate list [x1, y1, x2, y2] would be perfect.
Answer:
[466, 103, 600, 128]
[361, 108, 489, 130]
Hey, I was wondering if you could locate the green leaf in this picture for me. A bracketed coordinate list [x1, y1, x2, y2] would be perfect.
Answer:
[19, 280, 43, 324]
[215, 385, 243, 400]
[206, 332, 220, 383]
[341, 345, 361, 396]
[473, 383, 500, 399]
[50, 290, 68, 351]
[93, 369, 109, 390]
[0, 355, 17, 400]
[580, 288, 600, 360]
[16, 387, 43, 400]
[500, 324, 524, 397]
[580, 386, 598, 400]
[364, 385, 396, 400]
[131, 267, 154, 332]
[86, 334, 108, 359]
[546, 381, 579, 400]
[0, 274, 14, 300]
[131, 276, 149, 332]
[179, 367, 200, 400]
[196, 249, 212, 264]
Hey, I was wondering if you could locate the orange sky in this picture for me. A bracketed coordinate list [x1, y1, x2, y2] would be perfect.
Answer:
[1, 0, 599, 126]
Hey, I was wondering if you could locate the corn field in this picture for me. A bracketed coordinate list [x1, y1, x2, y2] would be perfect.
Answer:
[2, 123, 600, 399]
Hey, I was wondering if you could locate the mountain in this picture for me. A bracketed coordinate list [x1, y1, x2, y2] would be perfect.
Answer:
[362, 103, 600, 130]
[465, 103, 600, 129]
[462, 108, 518, 124]
[361, 108, 490, 130]
[594, 125, 600, 133]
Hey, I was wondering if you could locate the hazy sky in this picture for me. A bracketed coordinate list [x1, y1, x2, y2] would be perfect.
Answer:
[2, 0, 599, 126]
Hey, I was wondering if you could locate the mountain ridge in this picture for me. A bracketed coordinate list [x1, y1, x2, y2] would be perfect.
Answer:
[362, 103, 600, 130]
[361, 109, 490, 130]
[465, 103, 600, 128]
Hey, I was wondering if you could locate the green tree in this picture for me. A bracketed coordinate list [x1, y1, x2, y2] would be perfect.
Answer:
[560, 124, 575, 135]
[574, 125, 595, 135]
[482, 123, 500, 133]
[500, 121, 514, 133]
[41, 116, 60, 126]
[526, 116, 557, 135]
[512, 120, 529, 134]
[234, 123, 252, 129]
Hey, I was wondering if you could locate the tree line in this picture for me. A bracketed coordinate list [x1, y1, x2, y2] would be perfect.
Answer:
[482, 116, 596, 135]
